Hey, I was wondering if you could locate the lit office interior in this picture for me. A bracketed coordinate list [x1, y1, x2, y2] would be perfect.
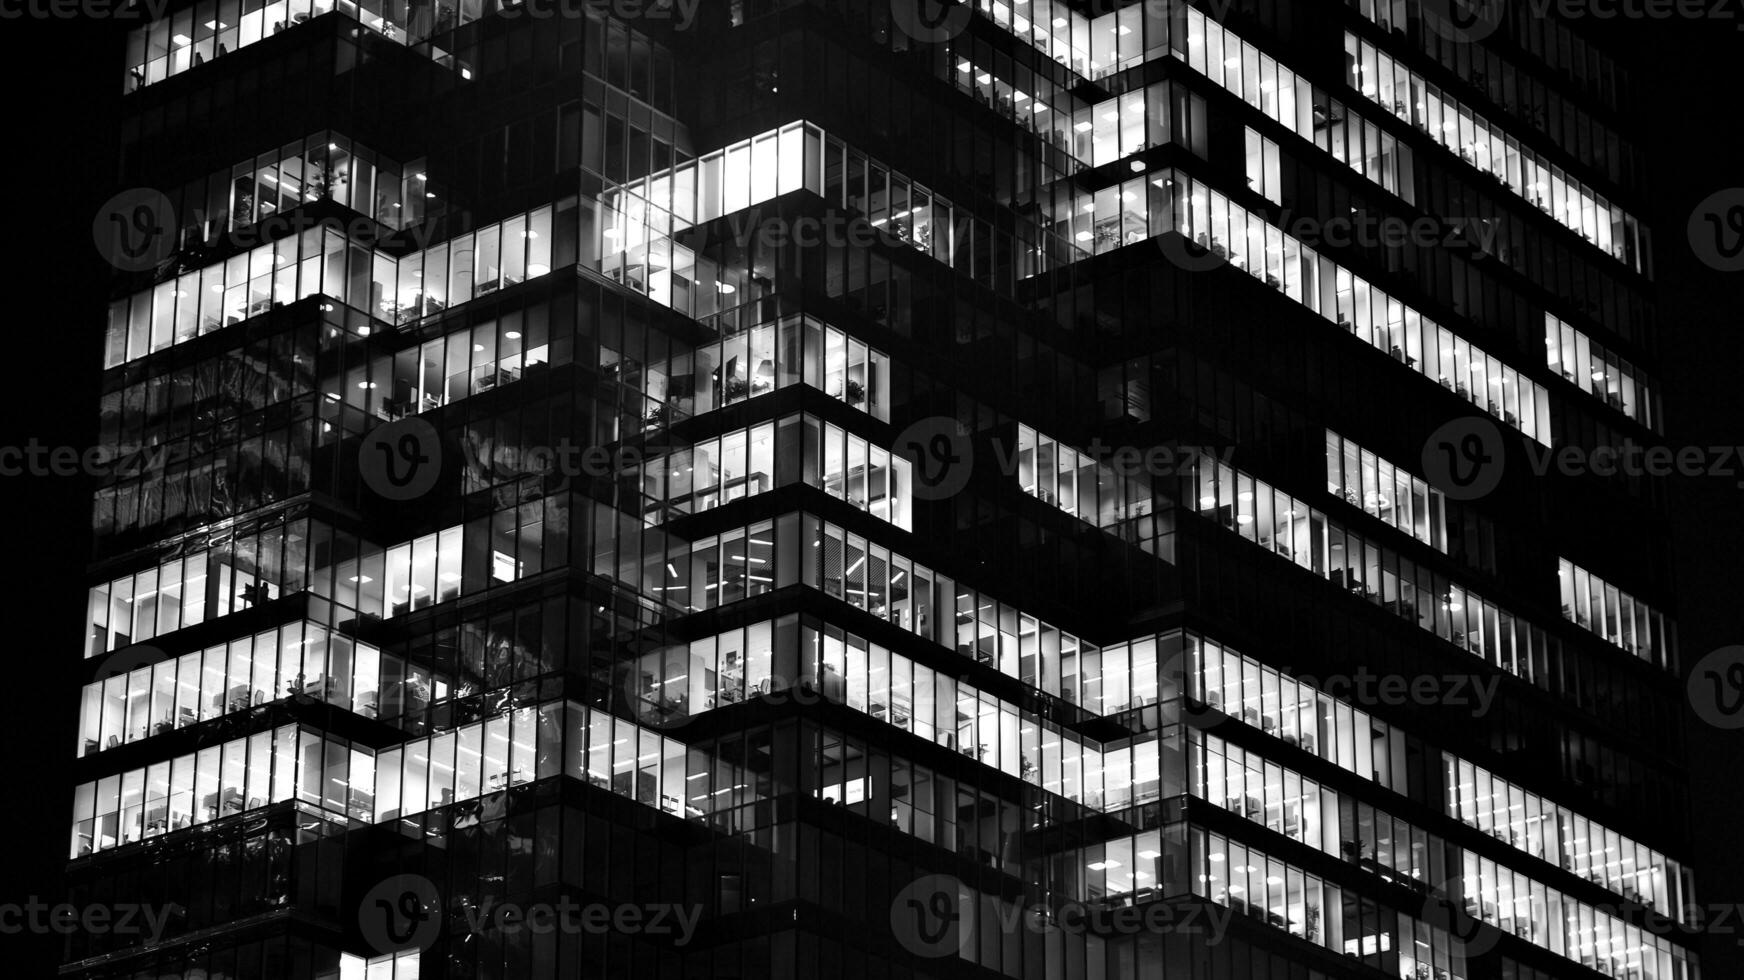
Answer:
[149, 132, 451, 249]
[104, 205, 554, 367]
[78, 621, 448, 757]
[123, 0, 476, 92]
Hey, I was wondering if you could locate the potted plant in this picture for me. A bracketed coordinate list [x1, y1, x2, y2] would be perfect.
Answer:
[843, 378, 865, 404]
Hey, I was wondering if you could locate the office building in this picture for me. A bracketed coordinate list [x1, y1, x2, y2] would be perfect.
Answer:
[69, 0, 1697, 976]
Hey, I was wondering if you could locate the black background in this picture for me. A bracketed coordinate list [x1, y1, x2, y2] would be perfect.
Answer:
[0, 6, 1738, 978]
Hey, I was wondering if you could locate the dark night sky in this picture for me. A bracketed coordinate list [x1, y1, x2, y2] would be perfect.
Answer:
[1627, 14, 1744, 975]
[0, 6, 1739, 978]
[0, 13, 119, 976]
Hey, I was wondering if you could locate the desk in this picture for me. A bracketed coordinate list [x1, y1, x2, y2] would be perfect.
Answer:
[473, 367, 517, 392]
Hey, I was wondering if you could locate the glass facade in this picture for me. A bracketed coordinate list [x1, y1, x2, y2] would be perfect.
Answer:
[104, 206, 555, 367]
[86, 499, 559, 658]
[1325, 429, 1449, 550]
[76, 0, 1695, 976]
[78, 621, 443, 756]
[121, 0, 503, 91]
[1546, 313, 1661, 431]
[1152, 170, 1552, 443]
[1012, 423, 1167, 531]
[1446, 754, 1686, 920]
[1559, 558, 1676, 667]
[1344, 33, 1648, 271]
[151, 131, 453, 246]
[71, 724, 371, 857]
[604, 314, 890, 429]
[1189, 630, 1696, 961]
[615, 413, 912, 528]
[1190, 828, 1469, 971]
[85, 516, 310, 657]
[1183, 451, 1579, 686]
[1182, 6, 1415, 201]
